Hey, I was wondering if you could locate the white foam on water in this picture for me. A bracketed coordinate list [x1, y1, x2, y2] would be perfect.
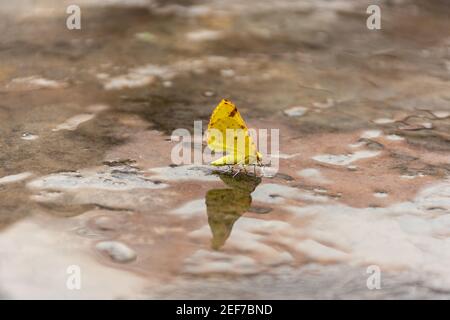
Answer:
[295, 239, 349, 262]
[374, 192, 388, 198]
[284, 179, 450, 290]
[86, 104, 109, 113]
[181, 177, 450, 289]
[170, 199, 206, 218]
[312, 150, 380, 166]
[401, 173, 425, 180]
[148, 165, 220, 182]
[183, 249, 262, 275]
[252, 183, 328, 204]
[102, 74, 155, 90]
[101, 64, 174, 90]
[99, 57, 248, 90]
[0, 172, 33, 185]
[432, 111, 449, 118]
[27, 166, 170, 211]
[386, 134, 405, 141]
[0, 218, 146, 299]
[312, 98, 334, 109]
[186, 217, 295, 275]
[95, 241, 137, 263]
[220, 69, 235, 77]
[186, 30, 223, 42]
[76, 0, 149, 7]
[283, 106, 308, 117]
[373, 118, 395, 124]
[30, 191, 63, 203]
[7, 76, 67, 90]
[52, 114, 95, 131]
[21, 133, 39, 140]
[348, 141, 366, 148]
[360, 130, 382, 139]
[269, 152, 300, 159]
[27, 168, 167, 191]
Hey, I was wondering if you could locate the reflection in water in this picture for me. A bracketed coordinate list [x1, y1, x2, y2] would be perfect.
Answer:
[205, 173, 261, 250]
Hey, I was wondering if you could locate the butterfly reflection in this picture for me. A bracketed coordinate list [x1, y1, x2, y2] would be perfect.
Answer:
[205, 172, 261, 250]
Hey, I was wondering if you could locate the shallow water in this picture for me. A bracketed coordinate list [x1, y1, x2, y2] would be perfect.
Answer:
[0, 0, 449, 299]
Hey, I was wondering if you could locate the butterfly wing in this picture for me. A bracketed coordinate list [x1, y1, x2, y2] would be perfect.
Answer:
[210, 153, 245, 166]
[208, 99, 247, 132]
[207, 99, 260, 165]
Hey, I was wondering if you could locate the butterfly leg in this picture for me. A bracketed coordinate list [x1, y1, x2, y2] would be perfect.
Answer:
[236, 159, 249, 177]
[233, 168, 241, 178]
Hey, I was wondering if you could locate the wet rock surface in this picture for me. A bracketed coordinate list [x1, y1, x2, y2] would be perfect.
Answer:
[96, 241, 137, 263]
[0, 0, 449, 299]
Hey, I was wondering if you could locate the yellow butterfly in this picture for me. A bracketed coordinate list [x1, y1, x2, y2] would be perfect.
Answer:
[207, 99, 263, 167]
